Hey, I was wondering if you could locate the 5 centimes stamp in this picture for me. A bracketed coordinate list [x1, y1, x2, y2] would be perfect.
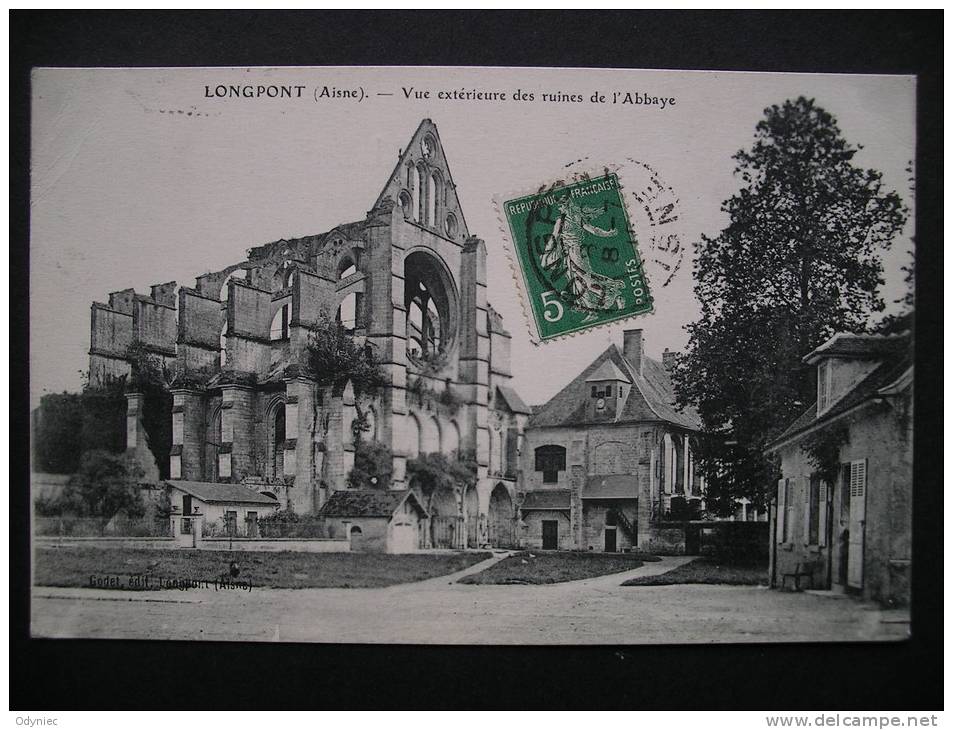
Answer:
[501, 172, 653, 342]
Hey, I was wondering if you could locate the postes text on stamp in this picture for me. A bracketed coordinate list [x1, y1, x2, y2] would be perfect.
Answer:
[502, 173, 652, 341]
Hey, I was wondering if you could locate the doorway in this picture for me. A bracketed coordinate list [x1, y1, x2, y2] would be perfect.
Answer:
[542, 520, 558, 550]
[604, 527, 617, 553]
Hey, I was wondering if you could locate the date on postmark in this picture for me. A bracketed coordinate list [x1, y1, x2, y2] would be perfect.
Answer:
[501, 173, 652, 342]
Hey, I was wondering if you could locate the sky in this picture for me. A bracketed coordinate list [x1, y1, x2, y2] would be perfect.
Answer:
[30, 67, 916, 409]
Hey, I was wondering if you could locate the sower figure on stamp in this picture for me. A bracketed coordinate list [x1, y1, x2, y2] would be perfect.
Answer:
[541, 193, 627, 322]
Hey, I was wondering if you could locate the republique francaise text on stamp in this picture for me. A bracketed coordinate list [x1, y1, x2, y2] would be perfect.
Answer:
[500, 173, 653, 342]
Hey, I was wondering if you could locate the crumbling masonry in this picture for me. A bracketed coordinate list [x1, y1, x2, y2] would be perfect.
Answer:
[88, 120, 530, 548]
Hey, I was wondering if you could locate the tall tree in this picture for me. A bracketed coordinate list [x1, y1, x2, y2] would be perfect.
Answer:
[672, 97, 907, 513]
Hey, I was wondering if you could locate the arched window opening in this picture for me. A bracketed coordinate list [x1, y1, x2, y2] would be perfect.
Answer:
[283, 267, 296, 289]
[219, 322, 228, 368]
[407, 164, 420, 222]
[427, 171, 440, 226]
[535, 445, 567, 484]
[271, 403, 286, 479]
[219, 269, 246, 303]
[406, 414, 421, 459]
[205, 407, 222, 482]
[399, 190, 413, 219]
[403, 252, 455, 363]
[336, 293, 359, 333]
[270, 303, 290, 341]
[339, 260, 357, 280]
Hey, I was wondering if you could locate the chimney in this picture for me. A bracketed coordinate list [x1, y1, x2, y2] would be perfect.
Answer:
[622, 329, 644, 376]
[662, 348, 677, 371]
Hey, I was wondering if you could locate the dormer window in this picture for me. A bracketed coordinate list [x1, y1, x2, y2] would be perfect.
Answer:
[818, 359, 833, 412]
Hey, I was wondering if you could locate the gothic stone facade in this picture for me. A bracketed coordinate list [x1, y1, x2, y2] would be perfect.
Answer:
[88, 119, 528, 548]
[518, 330, 703, 554]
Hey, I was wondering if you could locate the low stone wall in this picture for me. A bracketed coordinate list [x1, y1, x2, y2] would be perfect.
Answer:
[200, 538, 350, 553]
[35, 536, 351, 553]
[35, 537, 176, 550]
[641, 527, 688, 555]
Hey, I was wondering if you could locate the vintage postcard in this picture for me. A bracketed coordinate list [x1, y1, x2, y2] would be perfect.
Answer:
[29, 66, 915, 644]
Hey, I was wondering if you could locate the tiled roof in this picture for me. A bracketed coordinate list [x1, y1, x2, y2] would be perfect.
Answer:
[317, 489, 427, 518]
[772, 336, 913, 448]
[519, 489, 571, 510]
[165, 480, 280, 505]
[583, 475, 638, 500]
[585, 360, 630, 383]
[804, 332, 908, 364]
[496, 385, 532, 415]
[528, 344, 700, 430]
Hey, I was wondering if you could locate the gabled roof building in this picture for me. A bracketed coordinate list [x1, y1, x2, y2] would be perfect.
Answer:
[518, 329, 703, 553]
[766, 331, 913, 606]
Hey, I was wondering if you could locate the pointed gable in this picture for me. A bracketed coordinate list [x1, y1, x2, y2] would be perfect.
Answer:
[585, 360, 630, 383]
[374, 119, 470, 243]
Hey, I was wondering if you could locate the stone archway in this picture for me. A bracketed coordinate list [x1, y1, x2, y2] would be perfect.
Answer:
[428, 487, 460, 549]
[464, 485, 480, 548]
[488, 483, 515, 548]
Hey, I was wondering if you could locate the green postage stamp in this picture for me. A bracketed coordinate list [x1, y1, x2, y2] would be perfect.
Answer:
[500, 173, 653, 342]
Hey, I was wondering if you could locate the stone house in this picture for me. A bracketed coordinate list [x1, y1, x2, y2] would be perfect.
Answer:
[766, 332, 913, 606]
[518, 329, 703, 553]
[317, 490, 428, 553]
[87, 119, 527, 548]
[164, 480, 280, 537]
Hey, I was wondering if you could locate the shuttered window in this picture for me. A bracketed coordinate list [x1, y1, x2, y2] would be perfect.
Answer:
[807, 477, 821, 545]
[818, 482, 829, 547]
[777, 479, 786, 542]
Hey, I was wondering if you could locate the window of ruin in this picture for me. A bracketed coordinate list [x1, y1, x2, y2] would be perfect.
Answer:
[398, 191, 413, 219]
[407, 163, 420, 222]
[535, 445, 566, 484]
[444, 212, 458, 238]
[205, 407, 222, 482]
[219, 322, 228, 367]
[271, 402, 286, 479]
[219, 269, 247, 303]
[339, 259, 357, 280]
[403, 251, 456, 365]
[336, 293, 359, 333]
[427, 171, 441, 227]
[270, 303, 290, 341]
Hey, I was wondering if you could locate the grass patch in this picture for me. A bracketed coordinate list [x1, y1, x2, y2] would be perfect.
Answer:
[34, 546, 491, 590]
[622, 557, 767, 587]
[459, 550, 661, 585]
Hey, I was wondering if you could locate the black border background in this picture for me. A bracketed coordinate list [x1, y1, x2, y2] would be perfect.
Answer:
[10, 10, 942, 711]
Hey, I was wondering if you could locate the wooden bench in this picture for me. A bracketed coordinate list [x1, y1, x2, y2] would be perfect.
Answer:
[782, 561, 818, 591]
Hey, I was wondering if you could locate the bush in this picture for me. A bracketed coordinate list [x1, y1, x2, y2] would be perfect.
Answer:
[56, 450, 146, 519]
[347, 442, 393, 490]
[305, 320, 387, 396]
[256, 511, 326, 538]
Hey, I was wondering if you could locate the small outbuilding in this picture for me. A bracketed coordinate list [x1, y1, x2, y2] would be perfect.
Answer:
[164, 480, 280, 537]
[317, 490, 429, 553]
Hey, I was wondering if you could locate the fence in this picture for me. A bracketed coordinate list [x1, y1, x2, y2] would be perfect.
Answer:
[201, 517, 327, 539]
[34, 516, 172, 538]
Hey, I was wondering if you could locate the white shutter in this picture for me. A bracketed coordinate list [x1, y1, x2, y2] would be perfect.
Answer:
[776, 478, 786, 543]
[818, 482, 829, 547]
[802, 476, 812, 545]
[847, 459, 867, 588]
